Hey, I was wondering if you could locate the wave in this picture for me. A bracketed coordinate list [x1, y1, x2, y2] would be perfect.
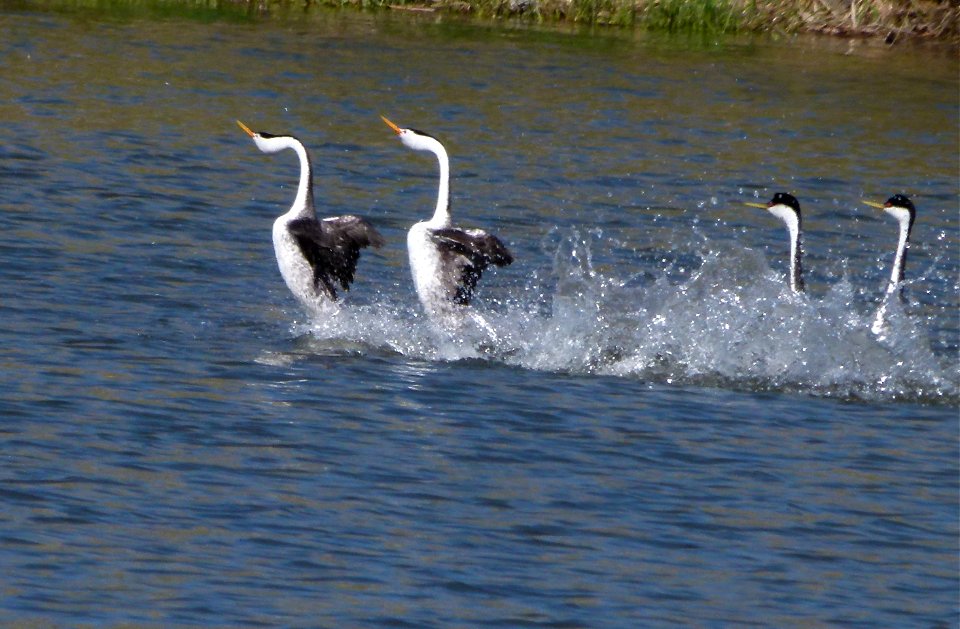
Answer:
[288, 228, 959, 406]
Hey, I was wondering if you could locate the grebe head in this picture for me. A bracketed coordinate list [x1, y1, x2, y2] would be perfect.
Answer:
[237, 120, 302, 155]
[381, 115, 445, 153]
[867, 194, 916, 231]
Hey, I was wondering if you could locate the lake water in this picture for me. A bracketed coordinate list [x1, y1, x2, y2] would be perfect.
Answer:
[0, 5, 957, 626]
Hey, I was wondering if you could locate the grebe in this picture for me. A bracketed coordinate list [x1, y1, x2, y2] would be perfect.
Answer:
[745, 192, 805, 293]
[865, 194, 916, 334]
[381, 116, 512, 322]
[237, 120, 384, 312]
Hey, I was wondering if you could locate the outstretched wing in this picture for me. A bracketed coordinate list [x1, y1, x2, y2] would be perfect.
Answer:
[287, 215, 385, 299]
[429, 227, 513, 305]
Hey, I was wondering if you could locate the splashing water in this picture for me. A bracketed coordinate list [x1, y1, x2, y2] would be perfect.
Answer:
[291, 229, 957, 405]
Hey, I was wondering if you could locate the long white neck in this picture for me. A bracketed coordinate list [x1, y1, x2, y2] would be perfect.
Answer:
[254, 134, 315, 219]
[885, 211, 911, 294]
[401, 132, 451, 226]
[768, 205, 804, 293]
[431, 139, 451, 226]
[872, 209, 913, 335]
[290, 139, 314, 218]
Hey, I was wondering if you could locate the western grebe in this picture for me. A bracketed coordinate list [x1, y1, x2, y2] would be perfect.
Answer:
[865, 194, 916, 297]
[381, 116, 512, 322]
[865, 194, 916, 334]
[237, 120, 384, 313]
[745, 192, 805, 293]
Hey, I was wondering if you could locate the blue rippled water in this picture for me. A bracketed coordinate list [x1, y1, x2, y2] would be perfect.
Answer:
[0, 7, 957, 627]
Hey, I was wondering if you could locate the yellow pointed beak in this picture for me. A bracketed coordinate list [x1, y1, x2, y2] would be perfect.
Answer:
[236, 120, 256, 137]
[863, 200, 886, 210]
[743, 202, 768, 209]
[381, 115, 402, 135]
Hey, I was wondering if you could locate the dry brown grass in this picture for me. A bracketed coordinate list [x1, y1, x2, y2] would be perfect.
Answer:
[416, 0, 957, 40]
[739, 0, 958, 41]
[265, 0, 960, 41]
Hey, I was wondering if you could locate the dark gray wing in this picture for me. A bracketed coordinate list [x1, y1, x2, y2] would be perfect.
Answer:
[286, 215, 385, 299]
[429, 227, 512, 305]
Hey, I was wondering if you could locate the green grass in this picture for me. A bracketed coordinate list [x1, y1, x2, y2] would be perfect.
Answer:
[639, 0, 739, 32]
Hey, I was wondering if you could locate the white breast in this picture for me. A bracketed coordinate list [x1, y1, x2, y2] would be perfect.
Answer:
[407, 221, 452, 318]
[273, 217, 330, 311]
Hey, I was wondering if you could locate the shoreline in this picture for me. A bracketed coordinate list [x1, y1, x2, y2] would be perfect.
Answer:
[322, 0, 957, 42]
[7, 0, 958, 42]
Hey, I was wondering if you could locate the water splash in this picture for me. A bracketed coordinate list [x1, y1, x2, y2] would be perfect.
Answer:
[293, 229, 958, 405]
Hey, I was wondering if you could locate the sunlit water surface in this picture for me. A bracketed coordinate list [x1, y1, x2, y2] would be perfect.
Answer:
[0, 6, 957, 626]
